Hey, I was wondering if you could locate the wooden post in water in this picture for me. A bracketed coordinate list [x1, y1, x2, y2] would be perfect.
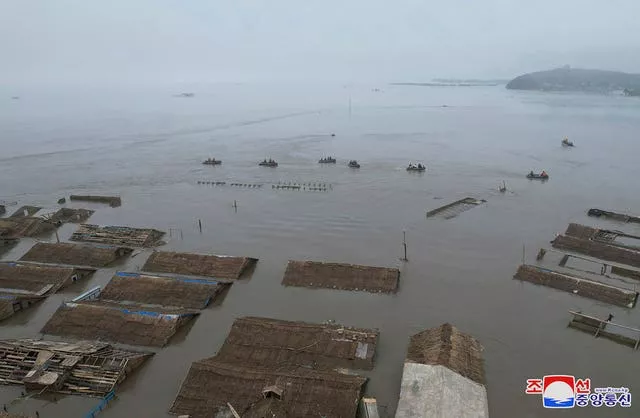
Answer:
[198, 219, 202, 234]
[233, 200, 238, 213]
[522, 244, 525, 265]
[55, 230, 60, 243]
[401, 230, 408, 262]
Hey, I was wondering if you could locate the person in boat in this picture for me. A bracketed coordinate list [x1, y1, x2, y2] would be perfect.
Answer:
[529, 170, 534, 177]
[541, 170, 547, 177]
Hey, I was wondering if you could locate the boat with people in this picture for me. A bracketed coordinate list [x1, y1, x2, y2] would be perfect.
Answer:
[527, 170, 549, 180]
[259, 158, 278, 167]
[562, 137, 574, 147]
[406, 163, 426, 172]
[319, 156, 337, 164]
[202, 158, 222, 165]
[348, 160, 361, 169]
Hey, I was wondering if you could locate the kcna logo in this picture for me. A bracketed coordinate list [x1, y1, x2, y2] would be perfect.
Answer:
[525, 375, 632, 409]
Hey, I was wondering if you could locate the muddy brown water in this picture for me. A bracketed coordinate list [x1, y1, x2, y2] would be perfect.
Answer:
[1, 84, 640, 417]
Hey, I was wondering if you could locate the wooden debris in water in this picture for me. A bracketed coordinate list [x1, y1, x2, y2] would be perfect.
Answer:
[514, 264, 638, 308]
[426, 197, 486, 219]
[48, 207, 94, 224]
[568, 311, 640, 350]
[282, 260, 400, 293]
[0, 338, 151, 396]
[20, 242, 133, 267]
[142, 251, 257, 280]
[69, 195, 122, 207]
[70, 224, 165, 247]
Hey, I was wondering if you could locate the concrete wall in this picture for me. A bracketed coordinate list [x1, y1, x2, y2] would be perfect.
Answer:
[395, 363, 489, 418]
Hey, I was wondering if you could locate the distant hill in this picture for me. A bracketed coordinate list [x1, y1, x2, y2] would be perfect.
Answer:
[506, 67, 640, 94]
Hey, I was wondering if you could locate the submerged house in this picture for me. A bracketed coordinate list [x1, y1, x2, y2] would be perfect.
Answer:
[20, 242, 133, 268]
[395, 323, 489, 418]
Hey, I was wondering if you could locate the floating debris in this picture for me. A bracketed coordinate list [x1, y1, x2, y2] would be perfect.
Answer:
[426, 197, 486, 219]
[69, 195, 121, 207]
[0, 339, 152, 397]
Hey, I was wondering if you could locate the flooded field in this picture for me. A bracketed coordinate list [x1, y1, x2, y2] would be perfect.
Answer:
[1, 83, 640, 417]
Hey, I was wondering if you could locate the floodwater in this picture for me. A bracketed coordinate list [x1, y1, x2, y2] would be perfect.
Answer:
[1, 83, 640, 418]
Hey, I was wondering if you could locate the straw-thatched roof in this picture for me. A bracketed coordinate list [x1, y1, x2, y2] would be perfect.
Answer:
[406, 323, 485, 385]
[0, 217, 56, 238]
[142, 251, 257, 280]
[170, 359, 366, 418]
[20, 242, 132, 267]
[282, 260, 400, 293]
[9, 206, 41, 218]
[0, 262, 92, 295]
[49, 207, 94, 224]
[215, 316, 378, 370]
[100, 272, 226, 309]
[41, 301, 198, 347]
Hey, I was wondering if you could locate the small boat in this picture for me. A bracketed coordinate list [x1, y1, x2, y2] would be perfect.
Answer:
[319, 157, 337, 164]
[202, 158, 222, 165]
[406, 163, 426, 172]
[562, 137, 574, 147]
[527, 171, 549, 180]
[348, 160, 360, 169]
[259, 159, 278, 167]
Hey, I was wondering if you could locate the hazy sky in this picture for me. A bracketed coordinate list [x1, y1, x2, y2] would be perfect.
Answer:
[2, 0, 640, 84]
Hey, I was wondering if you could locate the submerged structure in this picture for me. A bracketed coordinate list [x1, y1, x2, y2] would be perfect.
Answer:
[0, 262, 95, 297]
[41, 271, 226, 347]
[395, 323, 488, 418]
[20, 242, 133, 267]
[426, 197, 486, 219]
[514, 264, 637, 308]
[142, 251, 257, 280]
[70, 224, 165, 247]
[170, 316, 376, 418]
[282, 260, 400, 293]
[69, 195, 122, 207]
[0, 339, 151, 396]
[568, 310, 640, 350]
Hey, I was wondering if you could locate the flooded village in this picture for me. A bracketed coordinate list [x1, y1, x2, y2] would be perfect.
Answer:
[2, 84, 640, 418]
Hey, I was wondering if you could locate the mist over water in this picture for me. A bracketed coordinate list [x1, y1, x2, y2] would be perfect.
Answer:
[1, 84, 640, 417]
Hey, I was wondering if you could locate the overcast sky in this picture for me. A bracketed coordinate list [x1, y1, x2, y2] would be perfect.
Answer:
[2, 0, 640, 84]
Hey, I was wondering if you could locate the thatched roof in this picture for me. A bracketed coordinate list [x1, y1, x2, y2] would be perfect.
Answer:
[565, 223, 598, 240]
[20, 242, 132, 267]
[0, 262, 83, 295]
[406, 323, 485, 385]
[282, 260, 400, 293]
[9, 206, 41, 218]
[41, 301, 198, 347]
[49, 207, 94, 223]
[142, 251, 257, 280]
[0, 412, 32, 418]
[0, 217, 55, 238]
[100, 272, 226, 309]
[70, 224, 165, 247]
[170, 359, 366, 418]
[215, 316, 378, 370]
